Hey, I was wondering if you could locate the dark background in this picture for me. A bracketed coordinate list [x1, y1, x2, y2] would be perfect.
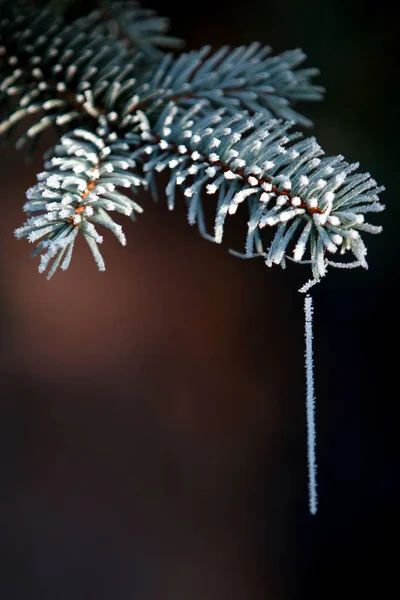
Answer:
[0, 0, 398, 598]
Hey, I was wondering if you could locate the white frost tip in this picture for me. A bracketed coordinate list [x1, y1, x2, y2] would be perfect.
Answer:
[164, 114, 175, 127]
[263, 161, 275, 170]
[184, 187, 194, 198]
[291, 196, 302, 207]
[168, 159, 179, 169]
[248, 176, 259, 187]
[317, 179, 327, 189]
[206, 184, 218, 195]
[331, 233, 343, 246]
[323, 191, 335, 203]
[249, 166, 262, 176]
[188, 165, 199, 175]
[210, 138, 221, 148]
[141, 131, 153, 141]
[159, 139, 169, 150]
[313, 212, 328, 226]
[260, 192, 270, 203]
[308, 198, 318, 209]
[232, 158, 246, 169]
[279, 210, 293, 222]
[228, 204, 238, 215]
[72, 214, 81, 225]
[277, 195, 289, 206]
[327, 215, 340, 226]
[224, 170, 238, 180]
[261, 182, 272, 192]
[178, 145, 187, 154]
[206, 166, 217, 177]
[209, 153, 219, 162]
[191, 151, 201, 161]
[192, 134, 201, 144]
[300, 175, 309, 186]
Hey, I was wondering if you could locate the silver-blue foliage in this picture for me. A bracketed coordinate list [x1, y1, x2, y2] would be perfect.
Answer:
[14, 128, 145, 277]
[91, 0, 184, 56]
[129, 104, 384, 281]
[0, 0, 386, 517]
[0, 0, 384, 282]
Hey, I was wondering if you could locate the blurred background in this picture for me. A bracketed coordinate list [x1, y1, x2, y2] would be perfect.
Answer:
[0, 0, 398, 598]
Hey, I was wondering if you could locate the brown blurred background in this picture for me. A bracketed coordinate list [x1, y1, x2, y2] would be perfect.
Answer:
[0, 0, 398, 598]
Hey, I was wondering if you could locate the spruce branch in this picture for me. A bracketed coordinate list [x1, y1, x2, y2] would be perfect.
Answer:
[0, 1, 323, 154]
[94, 0, 184, 56]
[14, 128, 145, 277]
[127, 103, 384, 281]
[134, 44, 324, 127]
[0, 5, 144, 144]
[0, 0, 387, 517]
[0, 0, 385, 282]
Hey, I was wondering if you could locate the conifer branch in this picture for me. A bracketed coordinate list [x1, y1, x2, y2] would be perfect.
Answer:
[0, 0, 384, 281]
[0, 1, 323, 155]
[127, 103, 384, 281]
[14, 128, 145, 277]
[0, 0, 387, 517]
[139, 44, 324, 127]
[94, 1, 184, 55]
